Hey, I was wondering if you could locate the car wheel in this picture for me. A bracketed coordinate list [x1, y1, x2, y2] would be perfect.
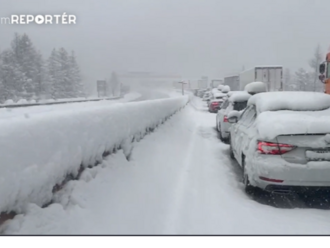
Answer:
[229, 135, 235, 159]
[219, 124, 224, 141]
[242, 157, 256, 195]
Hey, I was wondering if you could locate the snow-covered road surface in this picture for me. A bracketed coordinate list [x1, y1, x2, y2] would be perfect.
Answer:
[3, 97, 330, 235]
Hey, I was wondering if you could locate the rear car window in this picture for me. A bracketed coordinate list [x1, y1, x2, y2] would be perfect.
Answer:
[233, 101, 247, 111]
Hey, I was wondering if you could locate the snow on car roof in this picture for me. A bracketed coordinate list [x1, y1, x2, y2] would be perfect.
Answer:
[244, 81, 267, 93]
[214, 92, 227, 97]
[221, 85, 230, 93]
[228, 91, 251, 102]
[248, 91, 330, 113]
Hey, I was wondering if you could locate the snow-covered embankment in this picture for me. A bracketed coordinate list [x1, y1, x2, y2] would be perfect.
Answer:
[0, 96, 189, 220]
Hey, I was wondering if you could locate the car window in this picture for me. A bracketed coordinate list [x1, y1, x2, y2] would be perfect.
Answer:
[221, 99, 229, 109]
[233, 101, 247, 111]
[239, 105, 256, 127]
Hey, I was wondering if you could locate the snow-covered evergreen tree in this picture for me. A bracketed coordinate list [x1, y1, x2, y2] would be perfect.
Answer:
[48, 48, 62, 99]
[295, 68, 312, 91]
[0, 49, 25, 101]
[57, 47, 74, 98]
[8, 33, 49, 100]
[69, 51, 85, 97]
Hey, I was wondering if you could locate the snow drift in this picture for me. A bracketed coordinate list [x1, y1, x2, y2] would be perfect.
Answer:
[0, 96, 189, 214]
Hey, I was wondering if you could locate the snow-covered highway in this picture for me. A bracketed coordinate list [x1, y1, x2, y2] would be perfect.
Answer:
[3, 96, 330, 235]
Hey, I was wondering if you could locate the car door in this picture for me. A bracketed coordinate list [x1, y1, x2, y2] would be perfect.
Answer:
[231, 105, 255, 165]
[235, 105, 257, 165]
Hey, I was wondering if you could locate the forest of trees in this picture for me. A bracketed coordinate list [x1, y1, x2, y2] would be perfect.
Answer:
[0, 33, 85, 103]
[283, 44, 325, 92]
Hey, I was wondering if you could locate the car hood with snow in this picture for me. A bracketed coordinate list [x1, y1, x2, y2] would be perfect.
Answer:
[248, 92, 330, 139]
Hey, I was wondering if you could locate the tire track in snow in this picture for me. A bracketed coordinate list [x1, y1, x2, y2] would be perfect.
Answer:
[162, 121, 200, 234]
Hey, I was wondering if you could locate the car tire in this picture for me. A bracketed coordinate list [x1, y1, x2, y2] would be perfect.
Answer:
[229, 135, 235, 159]
[219, 124, 224, 141]
[242, 157, 256, 195]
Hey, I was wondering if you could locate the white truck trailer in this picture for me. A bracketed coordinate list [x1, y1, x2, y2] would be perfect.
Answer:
[239, 66, 283, 91]
[224, 74, 239, 91]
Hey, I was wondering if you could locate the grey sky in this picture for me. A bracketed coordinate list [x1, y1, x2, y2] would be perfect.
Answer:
[1, 0, 330, 92]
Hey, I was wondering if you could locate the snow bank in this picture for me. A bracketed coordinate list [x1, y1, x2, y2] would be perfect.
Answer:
[255, 109, 330, 139]
[4, 100, 14, 105]
[0, 96, 189, 214]
[248, 91, 330, 113]
[244, 81, 267, 94]
[17, 99, 28, 104]
[228, 91, 251, 102]
[221, 85, 230, 93]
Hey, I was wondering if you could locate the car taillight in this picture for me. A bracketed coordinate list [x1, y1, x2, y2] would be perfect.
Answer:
[223, 116, 228, 122]
[211, 102, 218, 105]
[257, 141, 296, 155]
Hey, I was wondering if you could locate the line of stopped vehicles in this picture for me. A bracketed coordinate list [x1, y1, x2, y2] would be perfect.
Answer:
[194, 82, 330, 196]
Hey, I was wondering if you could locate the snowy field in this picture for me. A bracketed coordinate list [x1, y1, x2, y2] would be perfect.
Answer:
[0, 92, 142, 120]
[3, 96, 330, 235]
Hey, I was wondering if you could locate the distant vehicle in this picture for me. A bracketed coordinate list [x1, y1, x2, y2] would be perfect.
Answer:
[224, 75, 240, 91]
[202, 92, 212, 101]
[208, 99, 223, 113]
[216, 91, 251, 142]
[239, 66, 283, 91]
[227, 91, 330, 195]
[197, 89, 207, 97]
[207, 92, 227, 107]
[210, 79, 223, 88]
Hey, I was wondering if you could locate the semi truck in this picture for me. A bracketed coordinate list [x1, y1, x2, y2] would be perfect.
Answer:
[319, 52, 330, 94]
[238, 66, 283, 91]
[224, 74, 239, 91]
[210, 79, 223, 88]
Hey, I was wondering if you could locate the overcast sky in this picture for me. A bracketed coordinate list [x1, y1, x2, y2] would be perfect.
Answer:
[1, 0, 330, 91]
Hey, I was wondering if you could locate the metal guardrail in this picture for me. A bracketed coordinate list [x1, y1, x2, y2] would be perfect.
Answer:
[0, 96, 122, 109]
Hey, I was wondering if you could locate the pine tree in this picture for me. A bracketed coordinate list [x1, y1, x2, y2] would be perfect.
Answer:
[0, 49, 25, 101]
[57, 47, 74, 98]
[35, 50, 50, 99]
[295, 68, 311, 91]
[69, 51, 84, 97]
[48, 48, 62, 99]
[10, 33, 43, 99]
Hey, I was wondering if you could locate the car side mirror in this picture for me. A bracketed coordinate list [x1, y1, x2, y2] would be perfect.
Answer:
[228, 116, 238, 123]
[320, 63, 326, 74]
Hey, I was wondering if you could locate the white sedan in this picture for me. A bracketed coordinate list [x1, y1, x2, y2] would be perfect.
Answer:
[228, 91, 330, 195]
[216, 91, 251, 142]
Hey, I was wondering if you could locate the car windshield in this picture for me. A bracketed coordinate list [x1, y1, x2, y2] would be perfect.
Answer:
[233, 101, 247, 111]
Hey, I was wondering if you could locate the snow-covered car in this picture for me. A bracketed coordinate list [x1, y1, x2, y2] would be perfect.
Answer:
[208, 98, 223, 113]
[202, 92, 212, 101]
[197, 89, 207, 98]
[221, 85, 230, 94]
[216, 91, 251, 142]
[227, 91, 330, 195]
[207, 92, 227, 107]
